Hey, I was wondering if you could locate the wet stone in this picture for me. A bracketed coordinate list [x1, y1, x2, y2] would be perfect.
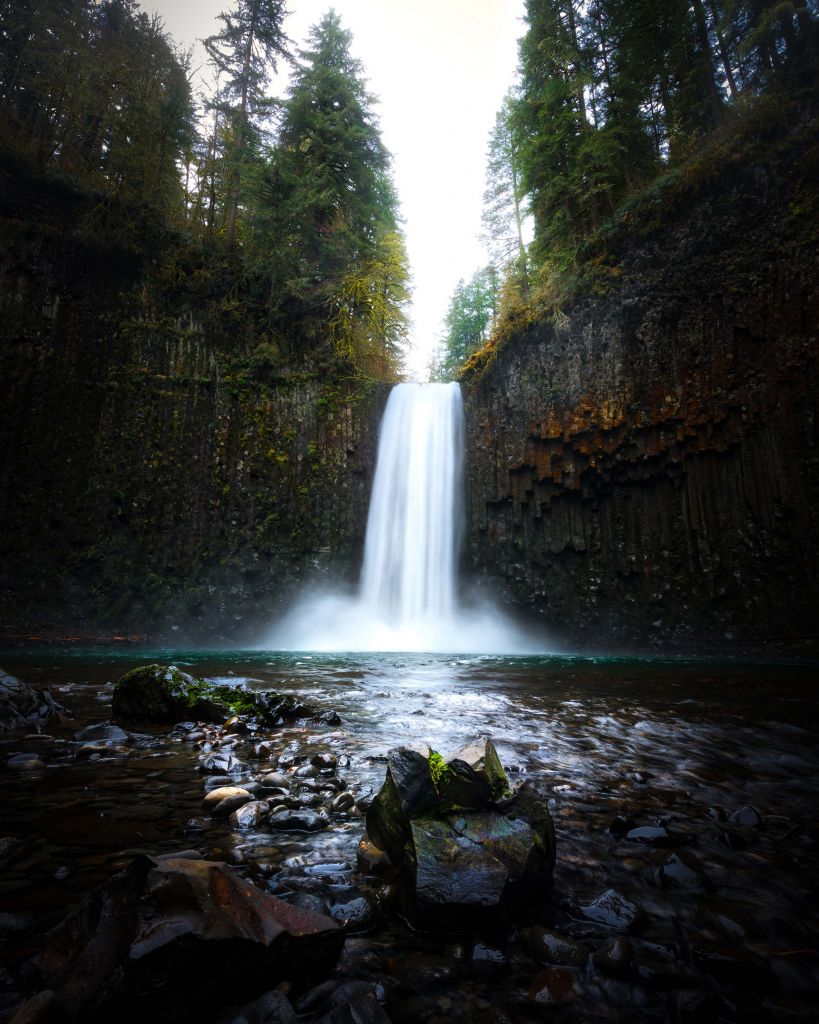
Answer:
[331, 792, 355, 813]
[470, 943, 509, 979]
[626, 825, 675, 845]
[229, 800, 269, 830]
[74, 722, 130, 743]
[526, 967, 580, 1007]
[330, 895, 380, 932]
[729, 805, 762, 828]
[0, 838, 24, 870]
[203, 787, 253, 817]
[259, 772, 290, 790]
[577, 889, 645, 932]
[657, 851, 708, 892]
[518, 927, 589, 967]
[268, 809, 328, 832]
[311, 753, 338, 771]
[593, 936, 634, 978]
[692, 942, 775, 991]
[215, 989, 297, 1024]
[668, 988, 723, 1024]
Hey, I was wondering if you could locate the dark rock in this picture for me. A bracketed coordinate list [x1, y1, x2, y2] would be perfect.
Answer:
[289, 894, 331, 918]
[183, 817, 208, 835]
[626, 825, 675, 845]
[729, 805, 762, 828]
[215, 990, 297, 1024]
[657, 851, 707, 892]
[203, 787, 253, 818]
[312, 710, 342, 726]
[526, 967, 579, 1007]
[441, 738, 510, 807]
[268, 809, 328, 832]
[365, 743, 438, 860]
[0, 913, 32, 937]
[229, 801, 269, 830]
[593, 936, 634, 978]
[200, 751, 246, 774]
[470, 943, 509, 979]
[0, 670, 66, 735]
[8, 990, 64, 1024]
[331, 792, 355, 813]
[258, 772, 290, 791]
[608, 814, 636, 837]
[311, 753, 338, 771]
[576, 889, 644, 932]
[28, 855, 344, 1022]
[7, 752, 45, 769]
[112, 665, 305, 726]
[356, 837, 394, 877]
[73, 723, 130, 744]
[329, 896, 380, 933]
[668, 989, 722, 1024]
[405, 807, 552, 929]
[519, 927, 588, 967]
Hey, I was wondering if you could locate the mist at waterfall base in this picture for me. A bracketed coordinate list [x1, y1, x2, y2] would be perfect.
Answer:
[262, 382, 541, 654]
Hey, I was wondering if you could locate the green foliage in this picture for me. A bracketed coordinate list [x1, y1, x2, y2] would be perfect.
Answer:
[429, 266, 498, 381]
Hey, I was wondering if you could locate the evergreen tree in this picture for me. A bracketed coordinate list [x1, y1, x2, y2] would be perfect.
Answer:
[204, 0, 289, 246]
[267, 9, 408, 374]
[431, 266, 498, 380]
[482, 91, 529, 290]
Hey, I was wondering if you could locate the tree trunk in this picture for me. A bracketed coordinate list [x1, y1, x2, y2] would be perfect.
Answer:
[691, 0, 723, 125]
[226, 5, 258, 248]
[707, 0, 739, 98]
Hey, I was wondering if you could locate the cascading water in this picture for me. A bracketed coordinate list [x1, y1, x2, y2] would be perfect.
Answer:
[263, 382, 533, 652]
[360, 382, 463, 632]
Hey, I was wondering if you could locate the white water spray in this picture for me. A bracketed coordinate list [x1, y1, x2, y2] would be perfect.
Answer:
[263, 382, 535, 652]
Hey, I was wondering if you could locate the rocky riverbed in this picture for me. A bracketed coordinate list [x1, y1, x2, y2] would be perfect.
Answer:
[0, 649, 818, 1022]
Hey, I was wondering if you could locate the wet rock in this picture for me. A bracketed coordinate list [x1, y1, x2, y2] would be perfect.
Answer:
[215, 990, 297, 1024]
[363, 741, 554, 929]
[258, 772, 290, 791]
[268, 809, 328, 832]
[27, 855, 344, 1022]
[657, 851, 707, 892]
[330, 896, 380, 933]
[526, 967, 579, 1007]
[183, 817, 208, 835]
[406, 804, 553, 929]
[695, 898, 754, 940]
[442, 738, 510, 807]
[7, 752, 45, 769]
[229, 801, 269, 830]
[112, 665, 306, 727]
[608, 814, 636, 837]
[289, 894, 331, 918]
[365, 743, 438, 860]
[311, 753, 338, 771]
[593, 936, 634, 979]
[626, 825, 675, 845]
[74, 723, 130, 743]
[312, 710, 342, 727]
[203, 787, 253, 817]
[0, 913, 32, 937]
[576, 889, 645, 932]
[519, 927, 588, 967]
[356, 837, 394, 877]
[201, 751, 247, 774]
[0, 837, 25, 870]
[331, 792, 355, 813]
[729, 805, 762, 828]
[470, 943, 509, 979]
[293, 764, 319, 779]
[0, 669, 66, 734]
[7, 990, 62, 1024]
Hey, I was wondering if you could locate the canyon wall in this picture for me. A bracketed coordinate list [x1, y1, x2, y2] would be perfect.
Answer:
[462, 117, 819, 651]
[0, 173, 387, 641]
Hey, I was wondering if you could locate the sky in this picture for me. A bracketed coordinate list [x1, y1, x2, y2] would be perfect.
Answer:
[148, 0, 526, 378]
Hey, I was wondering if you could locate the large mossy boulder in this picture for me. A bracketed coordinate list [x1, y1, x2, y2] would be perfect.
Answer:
[112, 664, 303, 726]
[362, 737, 555, 930]
[19, 855, 344, 1023]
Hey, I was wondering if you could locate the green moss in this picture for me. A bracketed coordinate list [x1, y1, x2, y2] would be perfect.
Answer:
[428, 750, 451, 792]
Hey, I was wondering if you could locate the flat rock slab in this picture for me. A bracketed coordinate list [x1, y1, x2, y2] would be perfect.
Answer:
[24, 856, 344, 1023]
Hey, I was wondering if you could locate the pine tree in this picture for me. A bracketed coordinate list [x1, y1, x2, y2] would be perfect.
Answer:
[482, 91, 529, 290]
[204, 0, 289, 246]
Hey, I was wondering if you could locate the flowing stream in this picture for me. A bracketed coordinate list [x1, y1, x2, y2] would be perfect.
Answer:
[265, 382, 533, 653]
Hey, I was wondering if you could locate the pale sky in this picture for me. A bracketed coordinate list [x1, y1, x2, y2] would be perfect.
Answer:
[149, 0, 525, 378]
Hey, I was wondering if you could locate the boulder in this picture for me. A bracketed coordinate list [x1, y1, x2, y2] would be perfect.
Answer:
[362, 738, 555, 930]
[111, 665, 305, 727]
[22, 855, 344, 1023]
[0, 669, 65, 734]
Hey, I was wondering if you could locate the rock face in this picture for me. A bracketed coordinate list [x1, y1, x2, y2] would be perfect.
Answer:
[461, 123, 819, 652]
[0, 668, 64, 733]
[0, 166, 387, 642]
[362, 738, 555, 930]
[112, 664, 304, 725]
[21, 855, 344, 1023]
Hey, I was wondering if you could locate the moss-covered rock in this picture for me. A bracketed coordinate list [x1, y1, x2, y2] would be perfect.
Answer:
[362, 738, 554, 929]
[111, 663, 304, 726]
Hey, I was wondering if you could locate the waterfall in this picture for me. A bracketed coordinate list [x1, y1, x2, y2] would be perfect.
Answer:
[263, 382, 533, 652]
[360, 382, 463, 630]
